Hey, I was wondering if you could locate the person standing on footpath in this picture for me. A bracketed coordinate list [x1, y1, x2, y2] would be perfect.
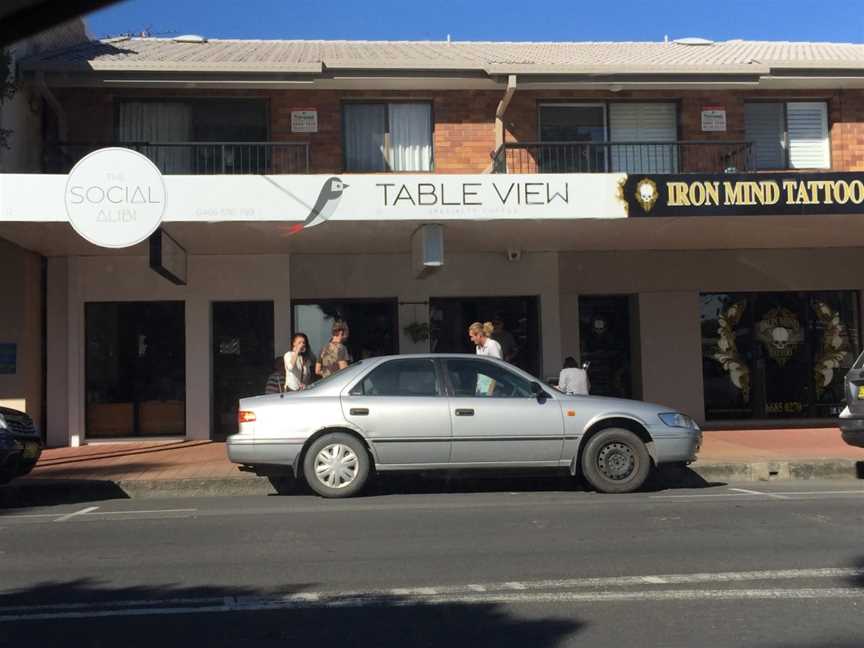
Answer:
[558, 356, 590, 395]
[284, 333, 314, 391]
[264, 356, 286, 394]
[317, 320, 351, 378]
[469, 321, 503, 359]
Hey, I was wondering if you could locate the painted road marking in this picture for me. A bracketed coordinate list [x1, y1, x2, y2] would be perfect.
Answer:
[728, 487, 790, 500]
[1, 566, 862, 621]
[53, 506, 99, 522]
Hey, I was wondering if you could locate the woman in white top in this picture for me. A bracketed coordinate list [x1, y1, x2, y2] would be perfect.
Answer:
[468, 321, 503, 359]
[558, 356, 589, 395]
[468, 321, 502, 396]
[283, 333, 314, 391]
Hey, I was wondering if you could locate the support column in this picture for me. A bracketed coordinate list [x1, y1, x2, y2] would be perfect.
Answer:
[185, 295, 211, 441]
[45, 257, 69, 447]
[638, 291, 705, 423]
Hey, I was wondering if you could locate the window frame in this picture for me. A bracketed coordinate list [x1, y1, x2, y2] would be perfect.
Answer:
[441, 357, 541, 399]
[341, 99, 435, 172]
[348, 357, 445, 397]
[743, 99, 832, 171]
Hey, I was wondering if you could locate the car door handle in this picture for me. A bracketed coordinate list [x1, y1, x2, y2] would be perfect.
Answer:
[349, 408, 369, 416]
[454, 408, 474, 417]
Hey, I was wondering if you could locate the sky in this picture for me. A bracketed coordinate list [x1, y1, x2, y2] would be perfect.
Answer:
[85, 0, 864, 43]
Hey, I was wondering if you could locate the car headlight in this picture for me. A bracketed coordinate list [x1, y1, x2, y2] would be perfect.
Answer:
[658, 412, 699, 430]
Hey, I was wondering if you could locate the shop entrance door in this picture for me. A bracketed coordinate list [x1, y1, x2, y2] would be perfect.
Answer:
[85, 301, 186, 439]
[429, 297, 541, 377]
[579, 295, 639, 399]
[212, 301, 274, 441]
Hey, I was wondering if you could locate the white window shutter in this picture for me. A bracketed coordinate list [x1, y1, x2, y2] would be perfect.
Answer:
[609, 103, 677, 172]
[744, 103, 785, 170]
[786, 102, 830, 169]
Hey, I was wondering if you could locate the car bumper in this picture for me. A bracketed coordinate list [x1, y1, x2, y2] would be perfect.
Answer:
[650, 426, 702, 464]
[838, 407, 864, 448]
[226, 433, 257, 464]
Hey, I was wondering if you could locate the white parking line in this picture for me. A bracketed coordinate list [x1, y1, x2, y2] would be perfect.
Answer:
[728, 487, 790, 500]
[1, 566, 861, 621]
[53, 506, 99, 522]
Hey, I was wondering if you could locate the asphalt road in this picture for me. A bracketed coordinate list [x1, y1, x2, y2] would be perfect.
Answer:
[1, 478, 863, 647]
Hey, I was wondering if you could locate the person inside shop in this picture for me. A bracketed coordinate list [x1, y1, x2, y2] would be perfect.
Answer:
[558, 356, 589, 395]
[491, 312, 519, 364]
[284, 332, 315, 391]
[264, 356, 286, 394]
[317, 320, 351, 378]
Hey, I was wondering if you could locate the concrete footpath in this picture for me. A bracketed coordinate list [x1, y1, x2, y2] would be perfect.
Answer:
[2, 427, 863, 504]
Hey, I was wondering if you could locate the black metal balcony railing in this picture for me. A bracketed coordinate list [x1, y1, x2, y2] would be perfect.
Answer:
[45, 141, 311, 175]
[491, 141, 755, 174]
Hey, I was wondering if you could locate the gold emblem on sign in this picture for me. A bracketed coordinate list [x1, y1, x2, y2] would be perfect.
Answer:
[634, 178, 659, 213]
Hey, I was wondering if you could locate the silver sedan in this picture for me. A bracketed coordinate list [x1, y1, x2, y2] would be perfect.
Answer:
[227, 354, 701, 497]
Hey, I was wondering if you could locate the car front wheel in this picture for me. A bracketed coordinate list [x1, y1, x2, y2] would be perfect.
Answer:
[302, 432, 370, 498]
[581, 427, 651, 494]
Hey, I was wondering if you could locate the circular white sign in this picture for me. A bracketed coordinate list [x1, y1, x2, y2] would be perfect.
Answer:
[64, 147, 166, 248]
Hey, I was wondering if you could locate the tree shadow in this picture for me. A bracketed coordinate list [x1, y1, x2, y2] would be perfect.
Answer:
[35, 441, 212, 468]
[0, 578, 584, 648]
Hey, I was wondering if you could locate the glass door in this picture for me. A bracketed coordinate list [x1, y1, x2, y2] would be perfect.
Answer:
[538, 104, 607, 172]
[579, 295, 637, 399]
[212, 301, 274, 441]
[85, 302, 186, 439]
[429, 296, 541, 377]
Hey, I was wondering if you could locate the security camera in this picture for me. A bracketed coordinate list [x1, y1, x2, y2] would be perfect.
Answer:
[506, 248, 522, 262]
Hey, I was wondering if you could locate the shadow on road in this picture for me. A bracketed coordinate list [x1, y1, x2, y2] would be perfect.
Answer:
[0, 479, 130, 510]
[0, 579, 584, 648]
[271, 464, 725, 497]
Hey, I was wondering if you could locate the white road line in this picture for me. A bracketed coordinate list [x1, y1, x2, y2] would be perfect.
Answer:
[728, 487, 789, 500]
[53, 506, 99, 522]
[0, 588, 861, 621]
[1, 566, 862, 621]
[650, 493, 751, 499]
[2, 508, 197, 523]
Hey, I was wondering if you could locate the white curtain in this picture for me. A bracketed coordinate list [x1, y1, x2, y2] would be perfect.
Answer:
[389, 103, 432, 171]
[344, 104, 387, 171]
[117, 102, 193, 172]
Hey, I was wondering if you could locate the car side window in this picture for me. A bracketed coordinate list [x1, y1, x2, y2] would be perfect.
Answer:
[445, 358, 534, 398]
[351, 359, 440, 397]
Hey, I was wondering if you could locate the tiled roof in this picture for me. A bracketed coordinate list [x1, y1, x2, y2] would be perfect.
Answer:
[20, 37, 864, 75]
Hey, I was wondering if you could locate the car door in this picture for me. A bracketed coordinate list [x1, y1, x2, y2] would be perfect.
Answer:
[341, 358, 451, 466]
[443, 357, 565, 464]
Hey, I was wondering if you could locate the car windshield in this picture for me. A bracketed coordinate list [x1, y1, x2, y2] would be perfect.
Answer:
[854, 351, 864, 370]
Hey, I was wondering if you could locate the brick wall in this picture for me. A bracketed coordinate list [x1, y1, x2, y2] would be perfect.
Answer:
[51, 86, 864, 174]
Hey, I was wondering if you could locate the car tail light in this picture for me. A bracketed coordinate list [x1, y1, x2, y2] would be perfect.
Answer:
[238, 410, 257, 424]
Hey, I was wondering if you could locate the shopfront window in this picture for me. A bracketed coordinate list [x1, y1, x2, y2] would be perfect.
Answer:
[85, 302, 185, 439]
[701, 291, 860, 420]
[292, 300, 398, 364]
[579, 295, 638, 399]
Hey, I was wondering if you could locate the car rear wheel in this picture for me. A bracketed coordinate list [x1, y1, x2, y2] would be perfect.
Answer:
[303, 432, 370, 498]
[581, 427, 651, 494]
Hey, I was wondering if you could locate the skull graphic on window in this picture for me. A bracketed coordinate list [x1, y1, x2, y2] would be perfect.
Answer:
[634, 178, 659, 213]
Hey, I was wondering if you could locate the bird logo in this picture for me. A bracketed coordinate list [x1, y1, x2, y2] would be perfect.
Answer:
[288, 177, 349, 234]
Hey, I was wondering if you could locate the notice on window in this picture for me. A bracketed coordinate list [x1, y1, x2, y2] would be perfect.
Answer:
[701, 106, 727, 132]
[0, 343, 16, 374]
[291, 109, 318, 133]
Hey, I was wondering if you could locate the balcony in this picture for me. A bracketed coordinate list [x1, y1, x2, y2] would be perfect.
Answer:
[491, 141, 754, 174]
[44, 141, 310, 175]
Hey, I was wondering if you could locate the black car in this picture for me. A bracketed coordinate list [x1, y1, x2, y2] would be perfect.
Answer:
[0, 406, 42, 484]
[839, 351, 864, 448]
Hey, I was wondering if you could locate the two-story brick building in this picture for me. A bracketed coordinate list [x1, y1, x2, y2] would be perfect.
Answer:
[3, 36, 864, 446]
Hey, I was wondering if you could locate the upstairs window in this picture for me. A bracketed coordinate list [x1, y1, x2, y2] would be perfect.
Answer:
[343, 102, 433, 172]
[745, 101, 830, 170]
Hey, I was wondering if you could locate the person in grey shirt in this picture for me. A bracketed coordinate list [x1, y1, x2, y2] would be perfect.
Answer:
[491, 313, 518, 364]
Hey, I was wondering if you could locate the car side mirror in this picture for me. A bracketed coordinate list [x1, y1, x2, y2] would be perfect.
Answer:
[531, 381, 548, 402]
